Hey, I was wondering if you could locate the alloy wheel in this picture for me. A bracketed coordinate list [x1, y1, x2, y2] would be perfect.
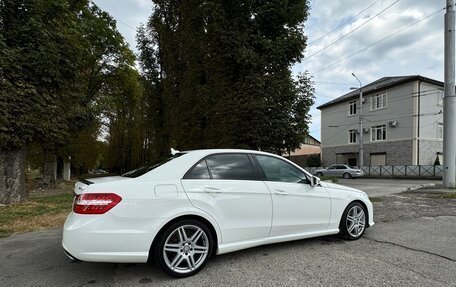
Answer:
[345, 205, 366, 238]
[162, 225, 209, 274]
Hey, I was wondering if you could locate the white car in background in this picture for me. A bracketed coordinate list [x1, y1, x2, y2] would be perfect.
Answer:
[314, 164, 364, 179]
[63, 149, 374, 277]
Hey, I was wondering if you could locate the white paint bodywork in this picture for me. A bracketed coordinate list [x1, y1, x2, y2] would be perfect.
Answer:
[62, 149, 374, 263]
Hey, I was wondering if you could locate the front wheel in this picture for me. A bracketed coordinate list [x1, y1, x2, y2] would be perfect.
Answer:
[155, 220, 213, 278]
[343, 172, 352, 179]
[339, 202, 367, 240]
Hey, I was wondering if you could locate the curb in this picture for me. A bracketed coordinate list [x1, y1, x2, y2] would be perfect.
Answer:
[405, 183, 437, 192]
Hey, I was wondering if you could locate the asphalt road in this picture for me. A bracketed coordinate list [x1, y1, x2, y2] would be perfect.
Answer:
[1, 184, 455, 287]
[337, 178, 440, 197]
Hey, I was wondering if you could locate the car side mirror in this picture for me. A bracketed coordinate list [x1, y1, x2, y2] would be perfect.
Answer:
[310, 176, 321, 187]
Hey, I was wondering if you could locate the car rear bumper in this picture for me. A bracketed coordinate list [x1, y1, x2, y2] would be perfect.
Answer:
[62, 212, 162, 263]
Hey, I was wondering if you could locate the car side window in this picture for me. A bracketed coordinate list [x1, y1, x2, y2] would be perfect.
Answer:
[328, 166, 335, 170]
[254, 155, 308, 183]
[337, 165, 347, 169]
[185, 159, 211, 179]
[206, 154, 256, 180]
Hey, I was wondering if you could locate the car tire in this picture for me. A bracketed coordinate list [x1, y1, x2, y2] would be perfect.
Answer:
[339, 202, 367, 240]
[343, 172, 352, 179]
[155, 219, 213, 278]
[316, 172, 323, 177]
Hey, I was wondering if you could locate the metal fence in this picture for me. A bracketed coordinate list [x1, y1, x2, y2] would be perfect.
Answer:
[303, 165, 443, 178]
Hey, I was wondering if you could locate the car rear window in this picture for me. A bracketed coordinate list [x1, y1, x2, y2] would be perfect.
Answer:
[185, 159, 211, 179]
[122, 153, 185, 178]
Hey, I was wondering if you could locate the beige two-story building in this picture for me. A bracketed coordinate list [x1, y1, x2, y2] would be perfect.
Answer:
[318, 75, 444, 166]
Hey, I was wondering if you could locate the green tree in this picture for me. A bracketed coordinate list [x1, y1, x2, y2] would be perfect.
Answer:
[306, 153, 321, 167]
[0, 0, 88, 203]
[102, 66, 144, 174]
[0, 0, 136, 203]
[138, 0, 314, 154]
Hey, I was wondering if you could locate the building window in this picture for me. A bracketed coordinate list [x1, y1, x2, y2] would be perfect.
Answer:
[371, 92, 387, 110]
[349, 129, 357, 144]
[371, 125, 386, 141]
[348, 100, 357, 116]
[438, 123, 443, 139]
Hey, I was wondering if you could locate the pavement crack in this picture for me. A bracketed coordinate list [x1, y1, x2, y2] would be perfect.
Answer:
[364, 237, 456, 262]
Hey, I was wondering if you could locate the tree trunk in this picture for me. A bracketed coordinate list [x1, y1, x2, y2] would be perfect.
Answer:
[0, 148, 27, 204]
[43, 152, 57, 186]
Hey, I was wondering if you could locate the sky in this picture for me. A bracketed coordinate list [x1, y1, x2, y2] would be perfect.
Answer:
[93, 0, 447, 141]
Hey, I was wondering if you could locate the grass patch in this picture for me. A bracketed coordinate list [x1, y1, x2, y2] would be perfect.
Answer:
[369, 196, 384, 203]
[0, 193, 74, 238]
[425, 193, 456, 199]
[319, 176, 339, 183]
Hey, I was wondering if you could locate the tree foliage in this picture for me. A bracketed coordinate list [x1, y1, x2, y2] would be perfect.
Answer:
[102, 66, 144, 173]
[1, 0, 87, 150]
[306, 153, 321, 167]
[0, 0, 140, 201]
[137, 0, 315, 154]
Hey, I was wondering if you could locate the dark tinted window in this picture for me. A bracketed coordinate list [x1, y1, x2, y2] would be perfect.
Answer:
[255, 155, 308, 183]
[185, 159, 211, 179]
[336, 165, 347, 169]
[206, 154, 256, 180]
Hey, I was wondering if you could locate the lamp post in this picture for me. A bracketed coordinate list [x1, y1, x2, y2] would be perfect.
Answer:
[351, 73, 364, 167]
[444, 0, 456, 187]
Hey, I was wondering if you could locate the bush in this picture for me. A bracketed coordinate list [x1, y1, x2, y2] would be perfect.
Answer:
[434, 155, 441, 166]
[306, 154, 321, 167]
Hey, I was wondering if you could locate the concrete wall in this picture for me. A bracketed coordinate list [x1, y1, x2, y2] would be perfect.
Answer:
[322, 140, 414, 166]
[416, 82, 444, 165]
[418, 82, 444, 139]
[419, 140, 443, 165]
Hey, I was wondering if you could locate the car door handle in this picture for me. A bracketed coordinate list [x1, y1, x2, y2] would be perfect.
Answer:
[274, 189, 288, 195]
[202, 187, 222, 194]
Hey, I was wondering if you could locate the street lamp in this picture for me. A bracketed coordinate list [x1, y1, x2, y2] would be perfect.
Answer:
[350, 73, 364, 167]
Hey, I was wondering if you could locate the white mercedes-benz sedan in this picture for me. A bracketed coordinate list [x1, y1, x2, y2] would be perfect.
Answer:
[63, 149, 374, 277]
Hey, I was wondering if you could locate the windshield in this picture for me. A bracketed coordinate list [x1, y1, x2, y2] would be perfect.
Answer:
[121, 153, 185, 178]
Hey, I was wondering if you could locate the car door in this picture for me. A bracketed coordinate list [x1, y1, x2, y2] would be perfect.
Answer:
[181, 153, 272, 244]
[326, 165, 336, 176]
[335, 165, 347, 177]
[253, 154, 331, 237]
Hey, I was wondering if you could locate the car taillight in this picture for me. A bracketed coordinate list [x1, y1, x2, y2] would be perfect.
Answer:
[73, 193, 122, 214]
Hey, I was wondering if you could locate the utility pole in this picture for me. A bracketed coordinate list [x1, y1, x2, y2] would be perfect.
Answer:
[444, 0, 456, 187]
[352, 73, 364, 167]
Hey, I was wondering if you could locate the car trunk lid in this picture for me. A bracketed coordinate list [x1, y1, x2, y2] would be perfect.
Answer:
[74, 176, 129, 195]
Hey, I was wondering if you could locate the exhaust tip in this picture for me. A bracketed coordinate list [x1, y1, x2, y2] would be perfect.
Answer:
[64, 249, 82, 262]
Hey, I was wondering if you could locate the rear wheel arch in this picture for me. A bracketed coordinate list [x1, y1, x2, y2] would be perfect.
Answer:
[148, 215, 219, 263]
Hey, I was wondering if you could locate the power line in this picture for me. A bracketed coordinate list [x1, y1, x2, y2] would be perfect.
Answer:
[314, 81, 357, 86]
[308, 0, 381, 45]
[116, 18, 136, 31]
[312, 7, 445, 75]
[304, 0, 400, 61]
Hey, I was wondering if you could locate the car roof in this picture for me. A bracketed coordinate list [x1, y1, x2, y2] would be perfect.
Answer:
[181, 149, 278, 157]
[142, 149, 311, 181]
